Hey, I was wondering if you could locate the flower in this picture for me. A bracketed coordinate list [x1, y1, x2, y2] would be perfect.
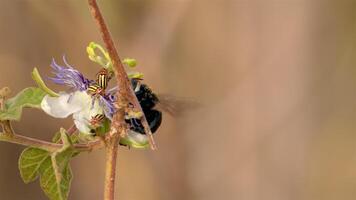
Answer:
[38, 44, 151, 148]
[41, 57, 107, 134]
[48, 56, 118, 120]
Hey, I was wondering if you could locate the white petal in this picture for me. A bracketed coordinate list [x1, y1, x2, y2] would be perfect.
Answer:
[74, 116, 91, 134]
[127, 130, 148, 145]
[69, 91, 93, 108]
[73, 98, 104, 134]
[41, 92, 83, 118]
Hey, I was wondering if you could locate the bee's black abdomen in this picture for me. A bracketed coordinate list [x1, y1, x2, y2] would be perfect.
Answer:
[128, 79, 162, 134]
[126, 117, 144, 134]
[145, 109, 162, 133]
[126, 109, 162, 135]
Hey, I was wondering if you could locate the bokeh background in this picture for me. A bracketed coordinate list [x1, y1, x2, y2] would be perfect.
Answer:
[0, 0, 356, 200]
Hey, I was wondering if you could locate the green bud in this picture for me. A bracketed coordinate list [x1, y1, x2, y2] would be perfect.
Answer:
[86, 42, 113, 72]
[123, 58, 137, 68]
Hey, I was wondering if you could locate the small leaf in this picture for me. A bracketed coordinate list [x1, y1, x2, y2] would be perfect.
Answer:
[127, 71, 144, 79]
[32, 68, 59, 97]
[58, 128, 72, 150]
[52, 130, 79, 144]
[51, 132, 61, 143]
[39, 152, 73, 200]
[0, 87, 47, 121]
[18, 148, 49, 183]
[39, 130, 75, 200]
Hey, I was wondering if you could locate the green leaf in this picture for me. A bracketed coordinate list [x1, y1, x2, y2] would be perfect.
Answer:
[18, 130, 78, 200]
[19, 148, 50, 183]
[32, 68, 59, 97]
[52, 130, 79, 145]
[39, 153, 73, 200]
[0, 87, 47, 121]
[40, 130, 75, 200]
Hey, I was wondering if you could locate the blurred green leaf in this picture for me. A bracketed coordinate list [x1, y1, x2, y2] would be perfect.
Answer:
[0, 87, 46, 121]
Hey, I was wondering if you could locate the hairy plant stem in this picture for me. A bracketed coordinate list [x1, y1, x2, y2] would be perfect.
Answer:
[104, 134, 120, 200]
[0, 132, 104, 152]
[87, 0, 157, 199]
[87, 0, 157, 150]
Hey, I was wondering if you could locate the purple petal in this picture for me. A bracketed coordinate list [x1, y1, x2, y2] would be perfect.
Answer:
[49, 56, 91, 91]
[99, 95, 116, 120]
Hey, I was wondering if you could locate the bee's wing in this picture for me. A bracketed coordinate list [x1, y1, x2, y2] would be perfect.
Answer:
[155, 94, 201, 117]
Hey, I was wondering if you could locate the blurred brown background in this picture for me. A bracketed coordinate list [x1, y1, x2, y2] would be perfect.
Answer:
[0, 0, 356, 200]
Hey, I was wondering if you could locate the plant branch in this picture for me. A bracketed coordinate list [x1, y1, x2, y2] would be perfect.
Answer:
[87, 0, 157, 150]
[87, 1, 158, 199]
[0, 87, 14, 136]
[0, 132, 104, 152]
[67, 124, 77, 135]
[104, 134, 120, 200]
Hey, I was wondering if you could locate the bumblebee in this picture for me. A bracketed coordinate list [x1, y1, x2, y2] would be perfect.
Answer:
[126, 79, 162, 135]
[87, 69, 196, 147]
[125, 78, 198, 136]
